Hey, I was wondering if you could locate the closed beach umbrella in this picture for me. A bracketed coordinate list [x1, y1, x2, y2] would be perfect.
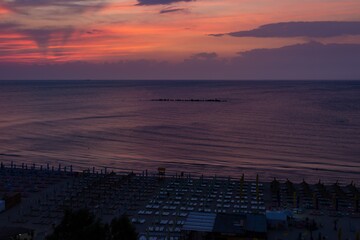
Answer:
[256, 173, 259, 203]
[316, 197, 319, 210]
[332, 194, 336, 210]
[271, 178, 279, 193]
[271, 178, 281, 207]
[336, 198, 339, 211]
[312, 193, 318, 210]
[338, 227, 342, 240]
[301, 179, 310, 196]
[285, 179, 293, 194]
[240, 174, 244, 197]
[297, 196, 300, 208]
[277, 190, 281, 207]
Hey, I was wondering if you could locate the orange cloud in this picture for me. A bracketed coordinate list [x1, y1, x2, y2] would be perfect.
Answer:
[1, 0, 360, 64]
[0, 6, 9, 14]
[99, 3, 136, 14]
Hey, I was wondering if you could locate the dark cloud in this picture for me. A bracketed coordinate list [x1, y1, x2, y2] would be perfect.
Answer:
[0, 22, 74, 52]
[208, 33, 224, 37]
[21, 27, 74, 51]
[0, 22, 23, 30]
[3, 0, 107, 15]
[231, 42, 360, 79]
[137, 0, 194, 6]
[85, 29, 103, 35]
[211, 21, 360, 38]
[191, 52, 218, 60]
[1, 42, 359, 80]
[160, 7, 188, 14]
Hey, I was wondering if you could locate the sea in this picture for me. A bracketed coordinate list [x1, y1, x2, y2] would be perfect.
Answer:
[0, 80, 359, 184]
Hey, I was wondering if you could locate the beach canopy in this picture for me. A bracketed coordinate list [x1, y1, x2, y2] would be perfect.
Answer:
[183, 212, 217, 232]
[213, 213, 247, 234]
[266, 211, 288, 221]
[246, 214, 267, 233]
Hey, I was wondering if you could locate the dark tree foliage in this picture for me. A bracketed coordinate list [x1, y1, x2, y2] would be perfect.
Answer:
[110, 215, 138, 240]
[46, 209, 106, 240]
[46, 209, 137, 240]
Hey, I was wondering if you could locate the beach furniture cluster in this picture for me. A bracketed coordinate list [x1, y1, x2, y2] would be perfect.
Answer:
[132, 175, 266, 239]
[270, 178, 360, 217]
[0, 163, 74, 211]
[0, 163, 360, 240]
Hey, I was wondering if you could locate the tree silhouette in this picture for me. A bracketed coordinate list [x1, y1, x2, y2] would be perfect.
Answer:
[110, 215, 138, 240]
[46, 209, 107, 240]
[46, 209, 137, 240]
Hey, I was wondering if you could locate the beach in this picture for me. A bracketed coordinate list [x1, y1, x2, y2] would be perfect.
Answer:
[1, 164, 359, 239]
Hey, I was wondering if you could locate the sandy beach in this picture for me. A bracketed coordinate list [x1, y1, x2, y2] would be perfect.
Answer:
[1, 164, 359, 239]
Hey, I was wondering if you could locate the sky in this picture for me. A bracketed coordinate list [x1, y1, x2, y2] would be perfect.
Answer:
[0, 0, 360, 80]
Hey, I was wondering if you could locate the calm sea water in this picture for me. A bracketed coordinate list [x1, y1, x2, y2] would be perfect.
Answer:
[0, 80, 359, 183]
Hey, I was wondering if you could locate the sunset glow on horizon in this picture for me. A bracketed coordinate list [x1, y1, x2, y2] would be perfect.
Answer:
[1, 0, 360, 79]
